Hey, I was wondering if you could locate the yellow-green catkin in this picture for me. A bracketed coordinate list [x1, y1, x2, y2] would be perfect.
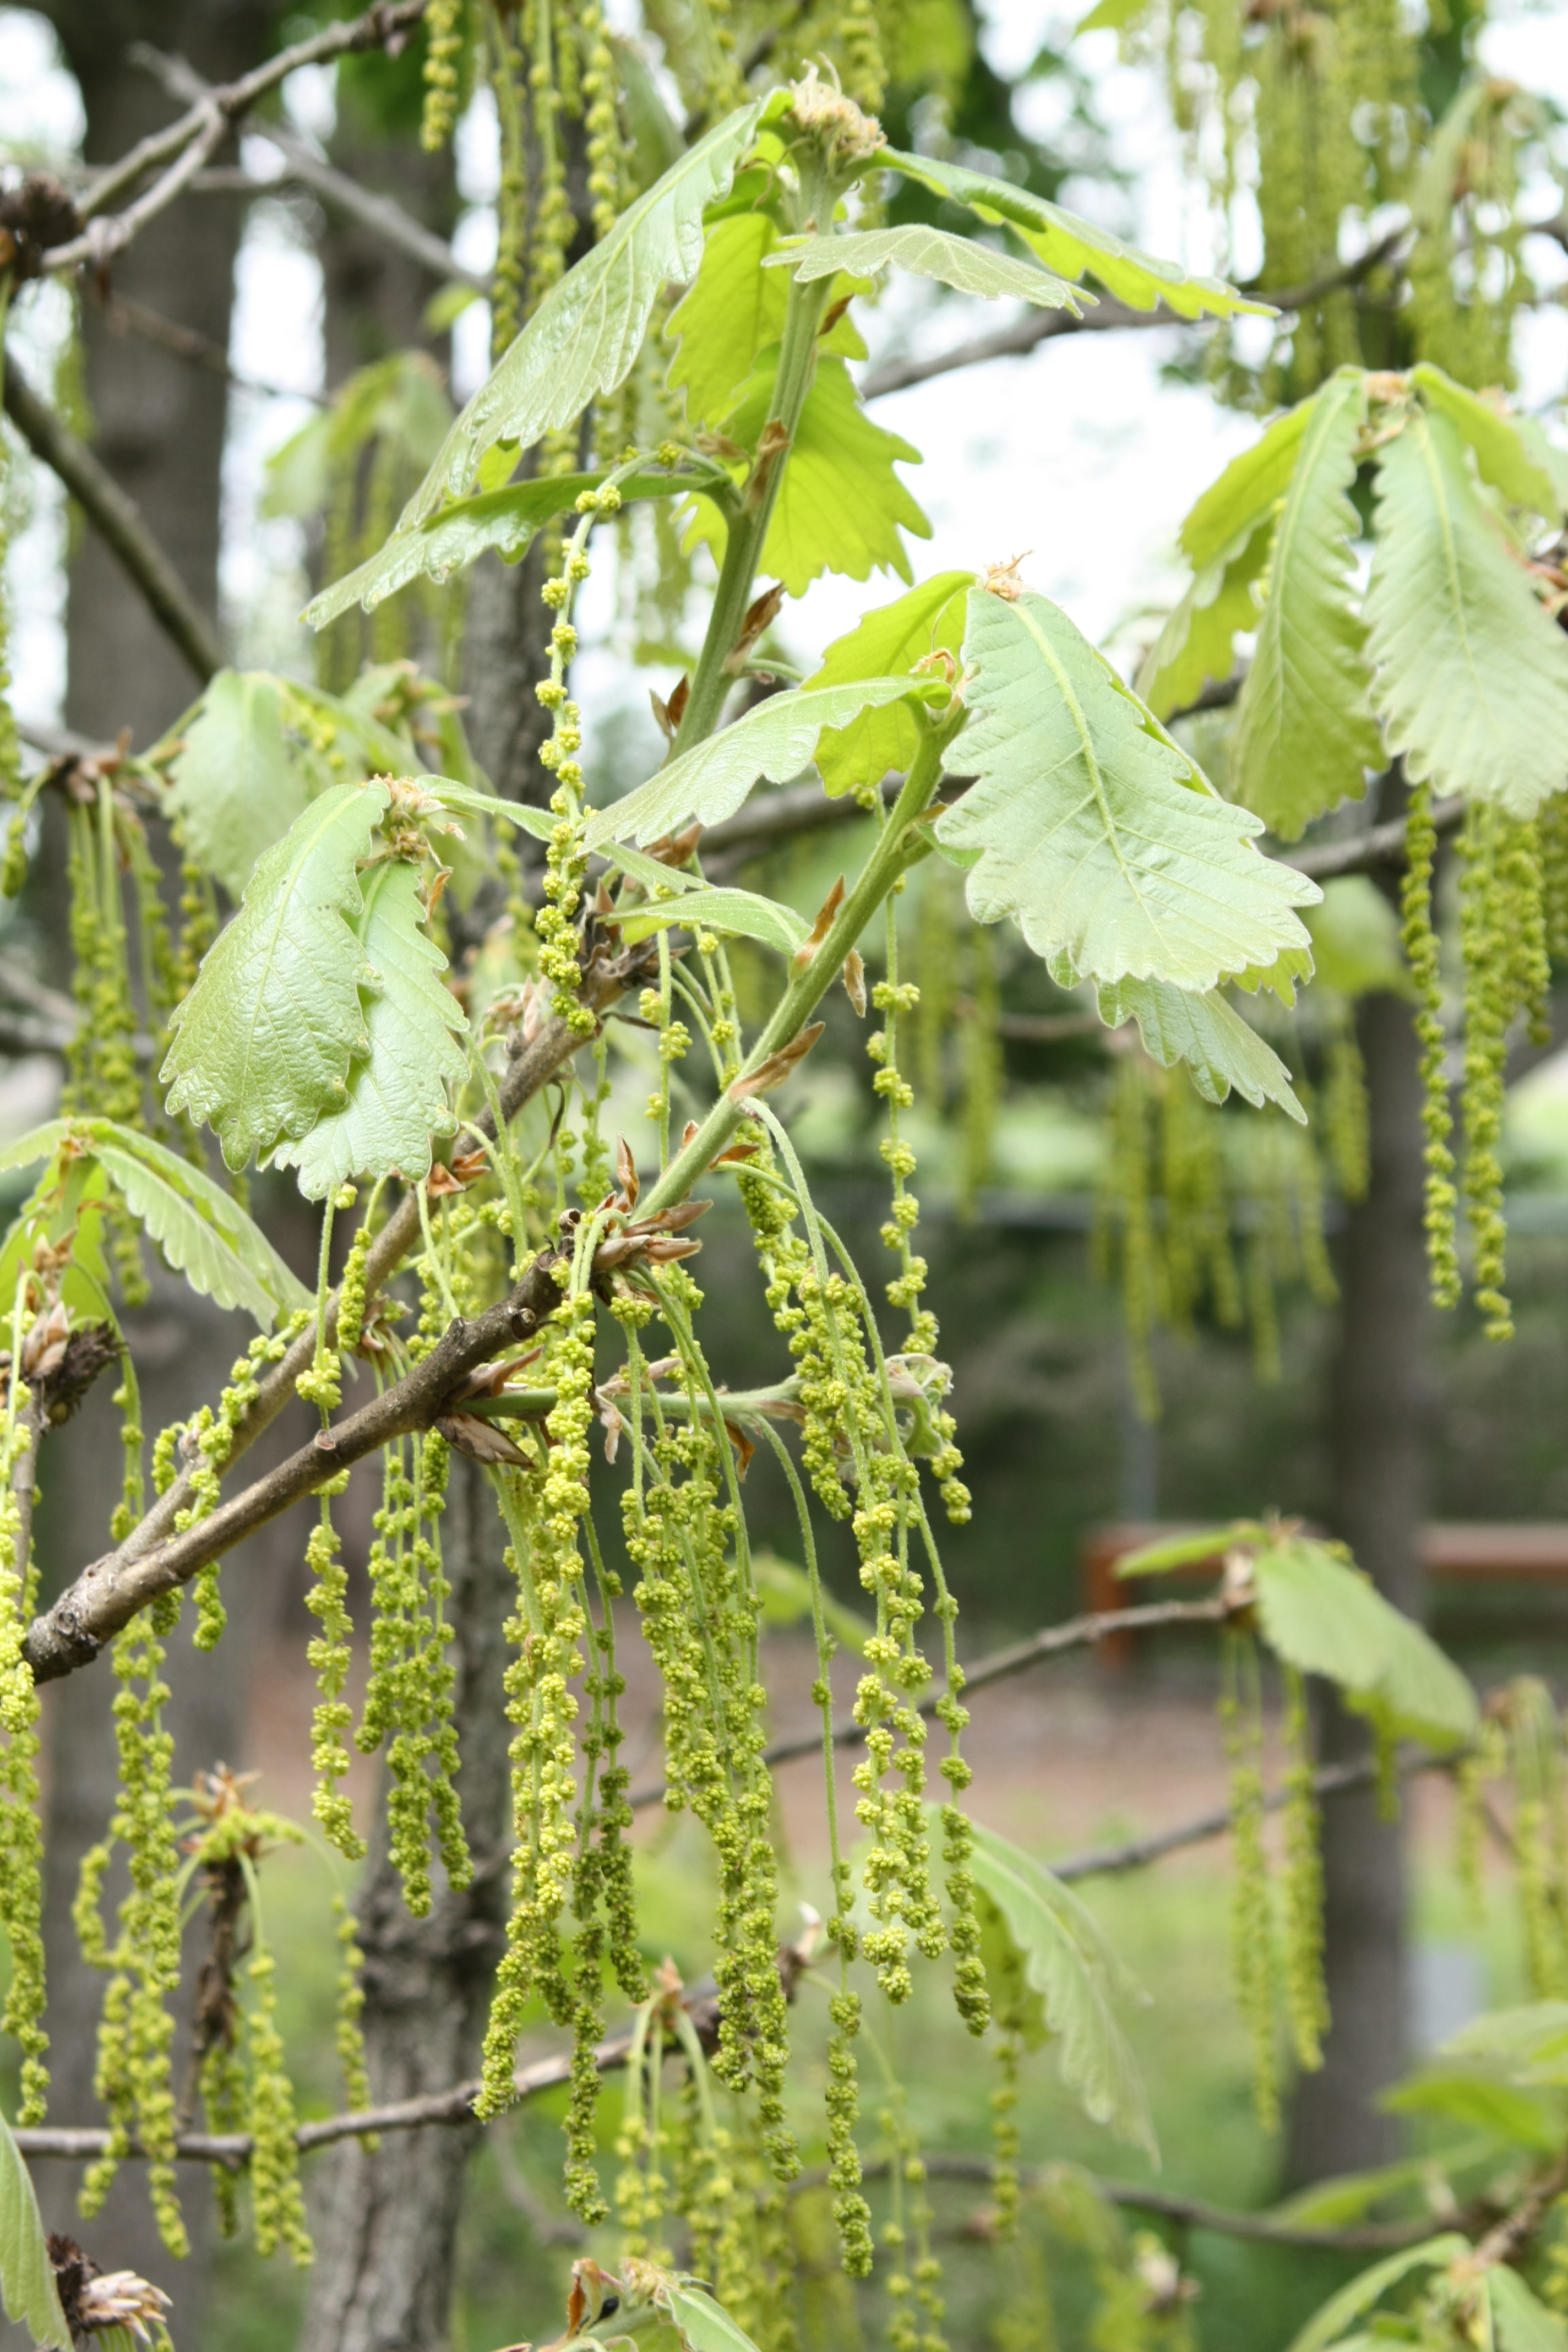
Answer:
[1280, 1668, 1328, 2071]
[421, 0, 466, 149]
[332, 1893, 373, 2117]
[477, 1291, 594, 2131]
[1401, 784, 1461, 1309]
[81, 1607, 189, 2255]
[1507, 1681, 1568, 1999]
[1322, 1012, 1370, 1202]
[1457, 806, 1547, 1341]
[244, 1946, 313, 2263]
[990, 2028, 1023, 2243]
[1095, 1056, 1163, 1422]
[1455, 1717, 1507, 1921]
[306, 1482, 363, 1860]
[0, 1397, 48, 2120]
[871, 922, 935, 1354]
[356, 1429, 471, 1918]
[534, 491, 622, 1039]
[1221, 1634, 1278, 2132]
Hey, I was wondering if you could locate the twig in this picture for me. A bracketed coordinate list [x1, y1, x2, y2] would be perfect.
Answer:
[96, 291, 328, 407]
[1052, 1747, 1458, 1883]
[59, 1, 432, 243]
[1291, 795, 1467, 883]
[1, 351, 223, 684]
[135, 47, 487, 297]
[860, 232, 1409, 402]
[830, 2154, 1440, 2252]
[630, 1595, 1235, 1806]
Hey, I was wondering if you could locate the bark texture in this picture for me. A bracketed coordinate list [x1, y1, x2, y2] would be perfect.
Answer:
[1287, 983, 1434, 2183]
[298, 1455, 513, 2352]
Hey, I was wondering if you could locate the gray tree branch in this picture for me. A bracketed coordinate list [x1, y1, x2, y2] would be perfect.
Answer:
[1, 350, 223, 683]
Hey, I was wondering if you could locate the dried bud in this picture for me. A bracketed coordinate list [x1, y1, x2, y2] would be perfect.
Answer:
[729, 1021, 826, 1100]
[842, 949, 867, 1016]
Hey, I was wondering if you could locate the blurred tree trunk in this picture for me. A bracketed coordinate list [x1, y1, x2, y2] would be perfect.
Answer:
[1287, 980, 1433, 2182]
[29, 1, 266, 2321]
[298, 1457, 513, 2352]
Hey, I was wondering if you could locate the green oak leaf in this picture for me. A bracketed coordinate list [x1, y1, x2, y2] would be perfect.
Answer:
[1365, 407, 1568, 817]
[616, 884, 809, 956]
[1489, 2265, 1568, 2352]
[272, 859, 466, 1197]
[662, 2284, 767, 2352]
[1233, 369, 1383, 840]
[584, 679, 920, 848]
[165, 671, 311, 902]
[1252, 1536, 1477, 1745]
[0, 2107, 70, 2350]
[85, 1122, 311, 1329]
[162, 782, 388, 1170]
[1286, 2238, 1469, 2352]
[304, 462, 720, 628]
[1096, 975, 1305, 1119]
[685, 355, 931, 596]
[401, 105, 761, 523]
[936, 587, 1318, 990]
[764, 225, 1084, 309]
[1412, 363, 1562, 520]
[1138, 515, 1272, 721]
[664, 212, 868, 431]
[1179, 392, 1315, 568]
[968, 1821, 1156, 2158]
[805, 570, 971, 794]
[879, 148, 1270, 318]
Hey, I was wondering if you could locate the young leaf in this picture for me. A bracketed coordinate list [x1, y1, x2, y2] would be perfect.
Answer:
[967, 1821, 1157, 2158]
[804, 570, 971, 796]
[686, 356, 931, 596]
[664, 211, 868, 431]
[85, 1122, 312, 1330]
[0, 1123, 71, 1176]
[1251, 1537, 1477, 1745]
[937, 587, 1319, 990]
[1412, 364, 1562, 520]
[422, 776, 557, 845]
[667, 213, 787, 431]
[582, 678, 919, 848]
[271, 859, 466, 1199]
[1095, 977, 1306, 1119]
[662, 2283, 767, 2352]
[1286, 2237, 1468, 2352]
[1382, 2071, 1559, 2152]
[1365, 409, 1568, 818]
[766, 226, 1084, 309]
[1179, 394, 1316, 569]
[305, 463, 718, 628]
[401, 104, 761, 524]
[0, 2106, 71, 2350]
[1115, 1524, 1255, 1575]
[1138, 515, 1272, 721]
[165, 671, 311, 901]
[1489, 2266, 1568, 2352]
[163, 782, 388, 1170]
[616, 885, 810, 956]
[879, 148, 1270, 319]
[1232, 369, 1383, 841]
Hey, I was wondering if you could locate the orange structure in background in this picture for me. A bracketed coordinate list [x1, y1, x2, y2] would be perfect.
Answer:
[1082, 1523, 1568, 1665]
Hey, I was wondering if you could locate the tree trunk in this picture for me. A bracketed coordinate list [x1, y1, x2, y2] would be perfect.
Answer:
[1286, 983, 1433, 2182]
[298, 1457, 513, 2352]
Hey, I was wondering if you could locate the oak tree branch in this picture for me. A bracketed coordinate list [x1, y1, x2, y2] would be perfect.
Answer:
[1, 351, 224, 684]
